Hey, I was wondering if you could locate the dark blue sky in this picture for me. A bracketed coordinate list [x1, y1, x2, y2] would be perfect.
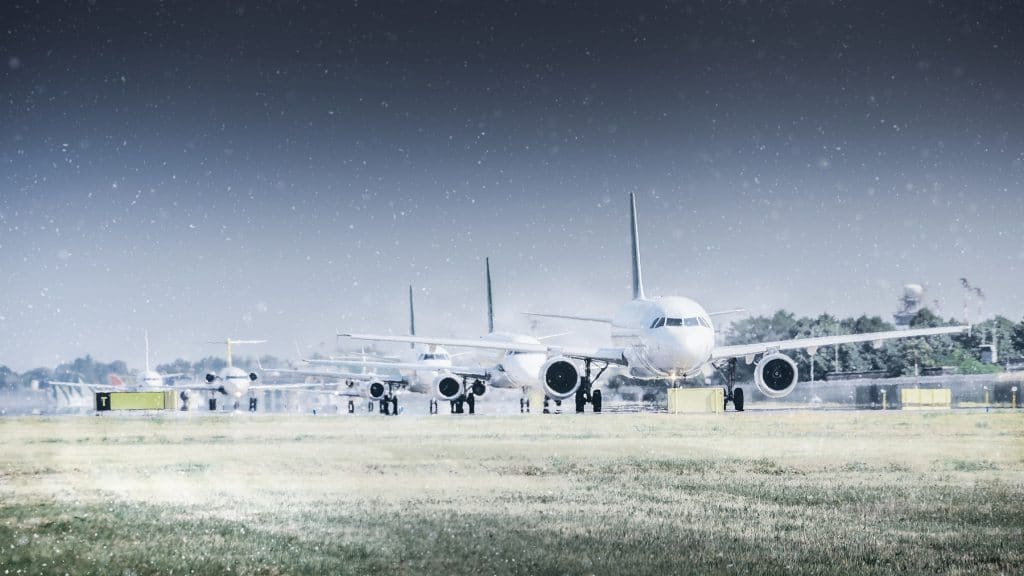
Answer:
[2, 1, 1023, 370]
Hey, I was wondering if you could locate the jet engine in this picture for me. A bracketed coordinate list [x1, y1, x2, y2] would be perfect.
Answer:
[367, 381, 387, 400]
[541, 356, 581, 400]
[433, 374, 463, 401]
[469, 380, 487, 397]
[754, 353, 798, 398]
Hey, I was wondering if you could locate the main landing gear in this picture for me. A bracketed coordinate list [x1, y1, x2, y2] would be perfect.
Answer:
[372, 394, 399, 415]
[369, 383, 400, 416]
[716, 358, 745, 412]
[520, 389, 531, 413]
[573, 359, 606, 414]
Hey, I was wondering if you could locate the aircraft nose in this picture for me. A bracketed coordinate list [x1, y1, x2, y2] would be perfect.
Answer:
[665, 330, 710, 372]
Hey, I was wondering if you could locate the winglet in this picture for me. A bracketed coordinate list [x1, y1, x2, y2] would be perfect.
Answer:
[486, 257, 495, 334]
[629, 192, 646, 300]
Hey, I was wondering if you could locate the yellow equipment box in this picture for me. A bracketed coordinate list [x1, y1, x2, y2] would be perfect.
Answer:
[667, 387, 724, 413]
[900, 388, 951, 411]
[96, 391, 178, 411]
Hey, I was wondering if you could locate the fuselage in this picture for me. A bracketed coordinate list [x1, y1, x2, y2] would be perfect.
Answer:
[219, 366, 254, 397]
[140, 370, 164, 389]
[404, 346, 455, 397]
[479, 332, 547, 389]
[611, 296, 715, 379]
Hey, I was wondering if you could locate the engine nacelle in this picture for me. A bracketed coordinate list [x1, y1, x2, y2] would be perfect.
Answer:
[754, 353, 798, 398]
[470, 380, 487, 397]
[367, 381, 387, 400]
[541, 356, 581, 400]
[433, 374, 463, 401]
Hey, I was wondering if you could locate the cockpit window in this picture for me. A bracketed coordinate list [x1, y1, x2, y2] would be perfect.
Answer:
[650, 317, 664, 329]
[684, 317, 700, 327]
[421, 353, 449, 361]
[665, 318, 683, 327]
[698, 317, 711, 328]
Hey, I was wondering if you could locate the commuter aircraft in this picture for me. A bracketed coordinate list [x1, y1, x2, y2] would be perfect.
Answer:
[284, 287, 491, 414]
[343, 193, 969, 412]
[44, 331, 187, 396]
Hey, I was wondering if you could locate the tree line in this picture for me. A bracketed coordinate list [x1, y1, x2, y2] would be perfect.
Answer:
[3, 308, 1023, 390]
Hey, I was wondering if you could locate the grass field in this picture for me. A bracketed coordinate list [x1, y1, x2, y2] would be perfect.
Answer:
[1, 411, 1022, 575]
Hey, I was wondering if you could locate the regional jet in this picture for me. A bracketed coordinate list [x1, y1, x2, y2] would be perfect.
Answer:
[283, 287, 491, 414]
[342, 193, 969, 412]
[44, 331, 188, 399]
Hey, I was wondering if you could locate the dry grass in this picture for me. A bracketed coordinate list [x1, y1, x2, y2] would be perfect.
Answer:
[1, 411, 1022, 575]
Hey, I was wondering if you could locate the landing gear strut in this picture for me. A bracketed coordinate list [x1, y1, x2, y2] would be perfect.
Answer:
[429, 398, 439, 415]
[519, 395, 530, 413]
[248, 397, 258, 412]
[716, 358, 745, 412]
[572, 359, 607, 414]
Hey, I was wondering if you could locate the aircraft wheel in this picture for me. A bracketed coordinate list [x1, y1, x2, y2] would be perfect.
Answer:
[733, 387, 745, 412]
[368, 401, 374, 413]
[208, 398, 217, 411]
[575, 390, 586, 413]
[347, 400, 355, 414]
[391, 396, 398, 415]
[543, 396, 551, 414]
[467, 393, 476, 415]
[592, 389, 602, 413]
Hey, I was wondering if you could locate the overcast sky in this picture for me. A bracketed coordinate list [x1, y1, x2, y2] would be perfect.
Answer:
[2, 2, 1023, 371]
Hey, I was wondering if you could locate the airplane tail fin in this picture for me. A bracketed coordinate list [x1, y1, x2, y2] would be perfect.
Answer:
[486, 257, 495, 334]
[629, 192, 646, 300]
[108, 374, 125, 387]
[408, 285, 416, 349]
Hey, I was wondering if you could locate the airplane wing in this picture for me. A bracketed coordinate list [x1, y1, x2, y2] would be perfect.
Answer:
[42, 381, 119, 392]
[341, 333, 627, 365]
[522, 312, 613, 324]
[262, 366, 408, 384]
[301, 358, 489, 378]
[710, 325, 970, 361]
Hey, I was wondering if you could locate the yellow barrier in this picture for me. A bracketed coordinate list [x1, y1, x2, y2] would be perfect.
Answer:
[96, 391, 178, 411]
[900, 388, 951, 411]
[667, 388, 724, 414]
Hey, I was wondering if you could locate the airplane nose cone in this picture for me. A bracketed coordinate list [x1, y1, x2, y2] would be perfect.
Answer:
[653, 330, 711, 375]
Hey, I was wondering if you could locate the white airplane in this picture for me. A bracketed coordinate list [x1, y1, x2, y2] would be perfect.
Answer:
[44, 331, 187, 396]
[282, 287, 491, 414]
[431, 257, 563, 412]
[190, 338, 347, 411]
[342, 193, 969, 412]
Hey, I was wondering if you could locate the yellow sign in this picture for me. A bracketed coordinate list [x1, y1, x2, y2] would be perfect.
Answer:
[96, 391, 176, 411]
[667, 388, 724, 413]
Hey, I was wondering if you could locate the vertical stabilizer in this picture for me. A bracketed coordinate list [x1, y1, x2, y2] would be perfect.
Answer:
[408, 285, 416, 349]
[629, 192, 646, 300]
[486, 257, 495, 334]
